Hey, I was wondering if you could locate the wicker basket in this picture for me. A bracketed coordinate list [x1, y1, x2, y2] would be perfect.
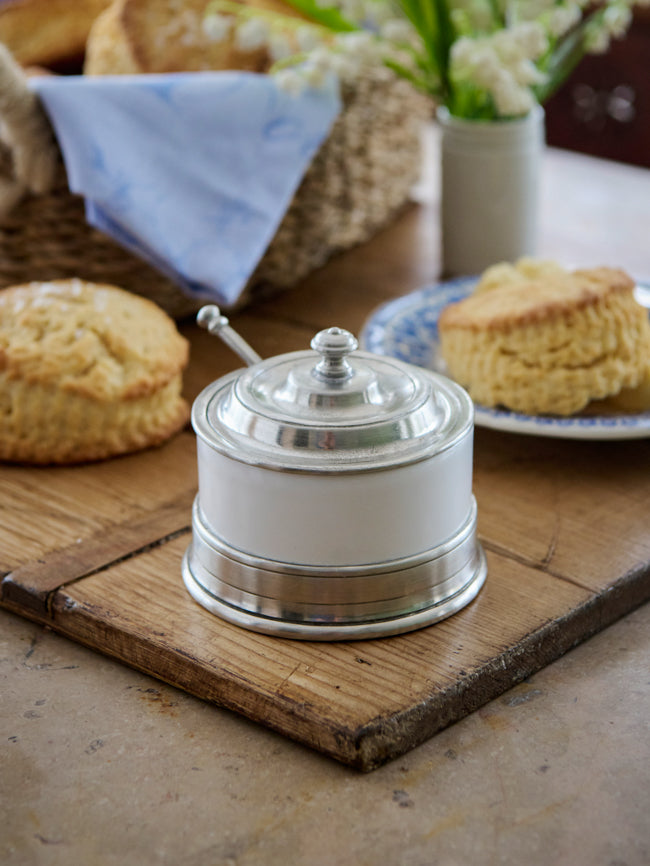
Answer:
[0, 63, 432, 318]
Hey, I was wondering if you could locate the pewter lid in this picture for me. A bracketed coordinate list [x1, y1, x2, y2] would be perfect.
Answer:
[192, 324, 473, 473]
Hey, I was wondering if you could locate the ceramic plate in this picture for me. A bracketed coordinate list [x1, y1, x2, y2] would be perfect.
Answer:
[360, 277, 650, 440]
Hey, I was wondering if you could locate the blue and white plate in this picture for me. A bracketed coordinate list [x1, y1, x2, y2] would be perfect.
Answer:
[360, 277, 650, 440]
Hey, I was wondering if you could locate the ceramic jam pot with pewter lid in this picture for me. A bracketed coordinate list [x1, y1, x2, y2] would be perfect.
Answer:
[182, 306, 487, 640]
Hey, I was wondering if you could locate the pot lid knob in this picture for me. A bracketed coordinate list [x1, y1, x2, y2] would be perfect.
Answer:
[311, 327, 358, 382]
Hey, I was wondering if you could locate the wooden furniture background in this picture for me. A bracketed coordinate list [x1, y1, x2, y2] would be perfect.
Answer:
[545, 9, 650, 168]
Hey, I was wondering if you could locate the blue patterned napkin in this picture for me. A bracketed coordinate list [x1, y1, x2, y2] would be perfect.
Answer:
[32, 72, 341, 307]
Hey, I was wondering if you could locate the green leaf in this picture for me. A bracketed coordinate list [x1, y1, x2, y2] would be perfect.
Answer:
[534, 15, 595, 103]
[280, 0, 357, 32]
[395, 0, 454, 100]
[431, 0, 456, 92]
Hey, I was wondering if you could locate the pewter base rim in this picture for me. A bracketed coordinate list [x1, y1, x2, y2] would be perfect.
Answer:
[181, 544, 487, 641]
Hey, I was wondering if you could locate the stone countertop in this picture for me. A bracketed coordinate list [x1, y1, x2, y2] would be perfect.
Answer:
[2, 602, 648, 865]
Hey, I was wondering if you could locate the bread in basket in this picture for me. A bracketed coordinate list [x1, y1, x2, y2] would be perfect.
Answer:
[0, 0, 432, 317]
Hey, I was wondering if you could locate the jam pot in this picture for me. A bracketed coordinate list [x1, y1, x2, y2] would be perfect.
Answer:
[182, 307, 487, 640]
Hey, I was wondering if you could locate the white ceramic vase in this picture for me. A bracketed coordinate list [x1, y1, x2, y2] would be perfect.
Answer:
[438, 104, 545, 276]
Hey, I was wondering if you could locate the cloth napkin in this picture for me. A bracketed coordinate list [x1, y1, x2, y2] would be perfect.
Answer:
[31, 72, 341, 307]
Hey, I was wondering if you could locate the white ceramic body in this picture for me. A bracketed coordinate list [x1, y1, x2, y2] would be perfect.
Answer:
[438, 105, 545, 276]
[196, 431, 474, 568]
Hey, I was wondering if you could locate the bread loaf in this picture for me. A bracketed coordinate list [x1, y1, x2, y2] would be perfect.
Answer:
[0, 0, 111, 68]
[0, 279, 190, 464]
[84, 0, 309, 75]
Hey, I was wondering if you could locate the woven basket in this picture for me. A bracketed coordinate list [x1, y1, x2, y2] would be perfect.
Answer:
[0, 63, 432, 318]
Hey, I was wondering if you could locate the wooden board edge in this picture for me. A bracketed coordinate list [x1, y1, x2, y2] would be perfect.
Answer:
[2, 560, 648, 771]
[352, 560, 650, 770]
[14, 593, 354, 767]
[0, 494, 194, 617]
[0, 594, 52, 627]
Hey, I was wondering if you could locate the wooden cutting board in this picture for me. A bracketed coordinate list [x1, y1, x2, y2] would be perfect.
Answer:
[2, 311, 650, 771]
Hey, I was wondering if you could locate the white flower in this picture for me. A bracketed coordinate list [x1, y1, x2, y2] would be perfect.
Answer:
[326, 50, 363, 78]
[450, 38, 498, 81]
[301, 62, 330, 88]
[274, 67, 307, 95]
[295, 25, 322, 53]
[452, 23, 547, 79]
[211, 0, 638, 117]
[202, 12, 232, 43]
[268, 31, 294, 61]
[235, 17, 270, 51]
[603, 3, 632, 37]
[508, 21, 548, 58]
[380, 19, 415, 43]
[309, 45, 338, 69]
[338, 0, 367, 24]
[448, 36, 472, 69]
[583, 20, 611, 53]
[337, 31, 382, 60]
[492, 31, 524, 64]
[547, 3, 582, 37]
[449, 26, 547, 116]
[492, 76, 536, 115]
[363, 0, 395, 27]
[511, 57, 546, 86]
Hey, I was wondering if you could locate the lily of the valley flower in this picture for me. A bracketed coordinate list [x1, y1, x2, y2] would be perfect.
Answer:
[204, 0, 645, 119]
[450, 27, 547, 115]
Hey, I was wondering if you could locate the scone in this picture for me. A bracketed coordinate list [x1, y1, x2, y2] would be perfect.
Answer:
[591, 346, 650, 413]
[472, 257, 572, 295]
[0, 279, 190, 464]
[438, 266, 650, 416]
[84, 0, 309, 75]
[0, 0, 111, 68]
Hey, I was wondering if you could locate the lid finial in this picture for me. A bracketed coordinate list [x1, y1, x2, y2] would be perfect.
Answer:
[311, 327, 358, 382]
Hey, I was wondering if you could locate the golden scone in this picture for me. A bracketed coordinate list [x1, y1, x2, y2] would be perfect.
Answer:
[0, 0, 111, 68]
[590, 346, 650, 413]
[84, 0, 310, 75]
[473, 257, 572, 295]
[0, 279, 190, 464]
[438, 267, 650, 416]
